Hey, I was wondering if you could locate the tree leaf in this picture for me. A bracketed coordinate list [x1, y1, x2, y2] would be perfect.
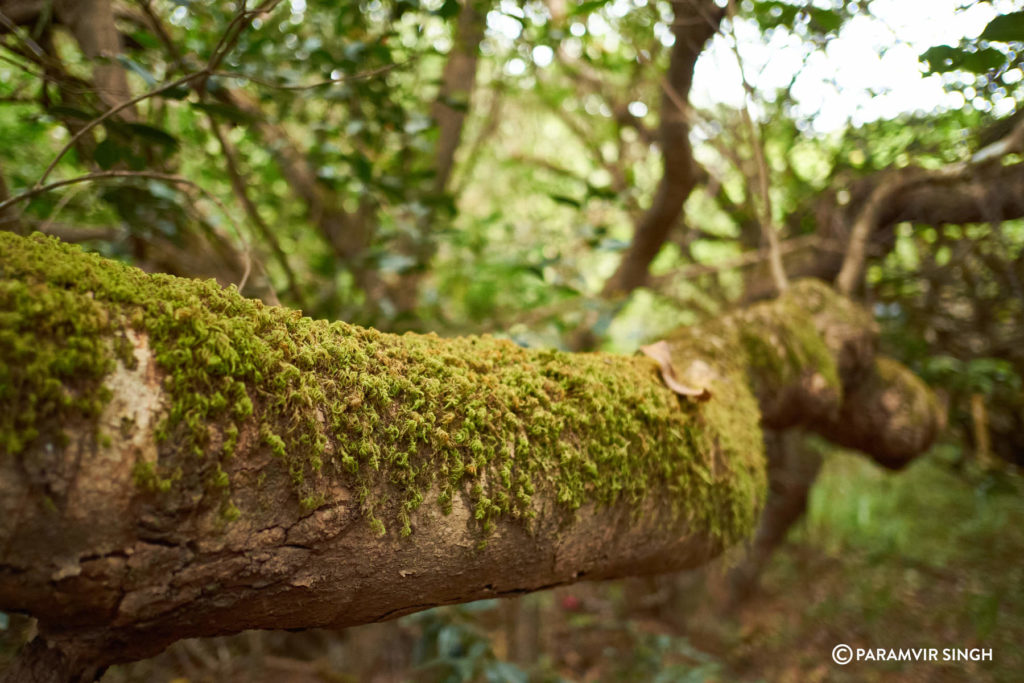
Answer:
[124, 123, 179, 150]
[807, 7, 843, 34]
[920, 45, 966, 73]
[94, 139, 124, 169]
[435, 0, 460, 20]
[549, 193, 581, 208]
[752, 1, 800, 30]
[116, 56, 157, 87]
[439, 93, 470, 112]
[571, 0, 613, 16]
[349, 153, 373, 182]
[190, 101, 255, 125]
[158, 86, 191, 100]
[921, 45, 1006, 74]
[639, 341, 712, 400]
[585, 183, 617, 200]
[46, 105, 95, 121]
[127, 30, 161, 50]
[979, 11, 1024, 43]
[961, 47, 1007, 74]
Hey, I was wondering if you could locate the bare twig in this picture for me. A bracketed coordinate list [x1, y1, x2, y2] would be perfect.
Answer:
[207, 115, 304, 305]
[36, 222, 123, 242]
[205, 0, 284, 78]
[0, 160, 23, 233]
[725, 0, 788, 293]
[34, 69, 212, 188]
[0, 47, 96, 96]
[451, 83, 504, 197]
[212, 61, 407, 91]
[36, 0, 288, 188]
[0, 51, 42, 77]
[130, 1, 184, 64]
[38, 183, 86, 233]
[649, 234, 836, 289]
[0, 10, 46, 58]
[834, 169, 913, 296]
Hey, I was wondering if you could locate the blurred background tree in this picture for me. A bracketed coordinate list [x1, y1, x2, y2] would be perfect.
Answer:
[1, 0, 1022, 680]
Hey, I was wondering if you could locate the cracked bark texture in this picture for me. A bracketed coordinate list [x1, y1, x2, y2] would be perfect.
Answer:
[0, 233, 940, 680]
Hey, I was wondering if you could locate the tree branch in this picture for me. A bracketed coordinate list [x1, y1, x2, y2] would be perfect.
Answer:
[835, 160, 1024, 295]
[602, 0, 723, 296]
[33, 69, 212, 188]
[0, 233, 940, 679]
[724, 0, 787, 293]
[206, 115, 303, 306]
[32, 0, 286, 189]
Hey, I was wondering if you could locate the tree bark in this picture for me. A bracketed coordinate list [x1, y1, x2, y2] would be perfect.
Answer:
[430, 0, 486, 198]
[0, 232, 940, 678]
[53, 0, 136, 118]
[393, 0, 488, 315]
[740, 160, 1024, 301]
[0, 162, 21, 233]
[602, 0, 722, 296]
[726, 429, 821, 608]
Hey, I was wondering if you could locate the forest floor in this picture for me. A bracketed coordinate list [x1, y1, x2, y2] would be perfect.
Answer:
[700, 447, 1024, 683]
[4, 448, 1022, 682]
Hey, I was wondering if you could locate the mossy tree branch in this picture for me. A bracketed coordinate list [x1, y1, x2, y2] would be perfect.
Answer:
[0, 233, 940, 680]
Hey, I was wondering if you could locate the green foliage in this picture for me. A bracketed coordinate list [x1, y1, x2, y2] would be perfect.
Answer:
[602, 625, 723, 682]
[918, 6, 1023, 111]
[979, 10, 1024, 43]
[870, 214, 1024, 462]
[749, 1, 845, 37]
[920, 44, 1007, 75]
[407, 603, 529, 683]
[803, 448, 1024, 650]
[921, 356, 1022, 397]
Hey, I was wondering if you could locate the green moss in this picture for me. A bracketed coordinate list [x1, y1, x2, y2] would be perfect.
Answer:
[0, 233, 775, 545]
[222, 501, 241, 522]
[736, 290, 840, 395]
[210, 464, 230, 489]
[0, 275, 116, 455]
[872, 356, 941, 427]
[299, 493, 326, 510]
[222, 423, 239, 458]
[119, 416, 136, 438]
[132, 461, 175, 493]
[260, 424, 287, 458]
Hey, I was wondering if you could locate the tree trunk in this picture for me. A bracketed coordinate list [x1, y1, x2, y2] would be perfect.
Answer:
[0, 232, 940, 678]
[389, 0, 489, 316]
[53, 0, 136, 118]
[602, 0, 722, 296]
[726, 429, 822, 608]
